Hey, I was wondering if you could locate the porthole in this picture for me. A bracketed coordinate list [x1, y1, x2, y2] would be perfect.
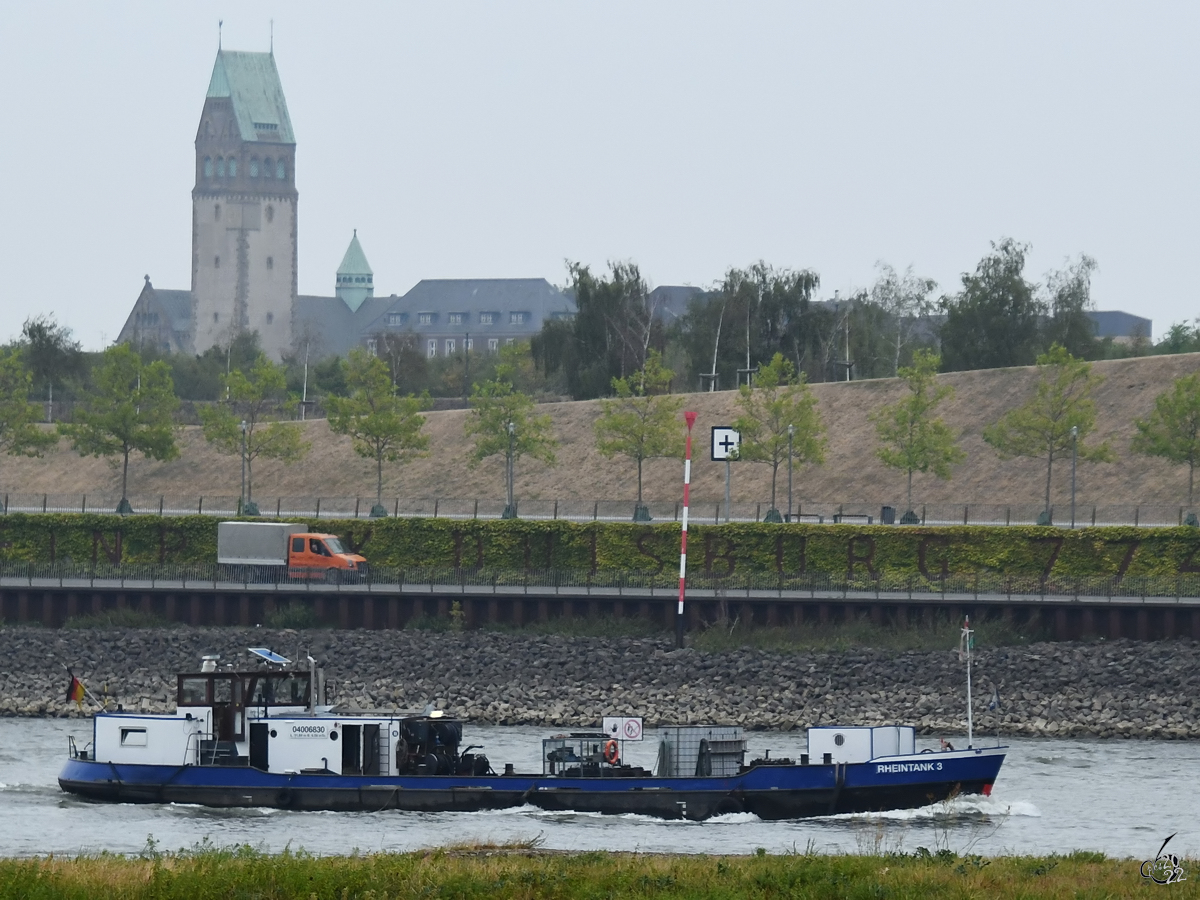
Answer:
[269, 729, 277, 738]
[834, 733, 845, 746]
[329, 731, 339, 742]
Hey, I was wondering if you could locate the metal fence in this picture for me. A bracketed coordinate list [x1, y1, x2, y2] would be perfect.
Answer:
[0, 493, 1196, 528]
[3, 561, 1200, 601]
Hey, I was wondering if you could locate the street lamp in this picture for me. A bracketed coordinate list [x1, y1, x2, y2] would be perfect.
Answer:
[787, 424, 795, 523]
[503, 420, 517, 519]
[1070, 425, 1078, 529]
[240, 420, 248, 515]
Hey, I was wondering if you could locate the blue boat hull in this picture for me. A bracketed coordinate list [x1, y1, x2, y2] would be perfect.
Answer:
[59, 748, 1004, 820]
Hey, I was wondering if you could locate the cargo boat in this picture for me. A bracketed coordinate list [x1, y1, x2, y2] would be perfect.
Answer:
[59, 648, 1005, 821]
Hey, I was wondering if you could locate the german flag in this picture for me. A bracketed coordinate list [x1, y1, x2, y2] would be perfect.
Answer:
[66, 672, 85, 707]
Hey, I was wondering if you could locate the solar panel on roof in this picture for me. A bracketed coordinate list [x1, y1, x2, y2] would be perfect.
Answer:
[249, 647, 291, 665]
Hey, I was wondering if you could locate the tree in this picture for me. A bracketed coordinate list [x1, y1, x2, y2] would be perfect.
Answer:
[1042, 254, 1099, 359]
[732, 353, 826, 519]
[940, 239, 1043, 372]
[0, 352, 58, 470]
[872, 349, 965, 514]
[465, 361, 557, 514]
[593, 351, 685, 513]
[327, 349, 430, 514]
[17, 314, 85, 409]
[199, 354, 309, 510]
[533, 261, 658, 400]
[982, 344, 1115, 516]
[1132, 372, 1200, 505]
[869, 263, 938, 376]
[679, 262, 822, 388]
[60, 344, 179, 509]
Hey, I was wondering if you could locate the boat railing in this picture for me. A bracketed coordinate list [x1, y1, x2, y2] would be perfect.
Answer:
[67, 735, 93, 761]
[183, 729, 218, 766]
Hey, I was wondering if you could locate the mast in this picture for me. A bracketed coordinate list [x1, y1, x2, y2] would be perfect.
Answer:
[962, 616, 974, 747]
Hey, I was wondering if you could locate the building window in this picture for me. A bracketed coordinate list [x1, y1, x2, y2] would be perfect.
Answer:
[276, 159, 285, 179]
[214, 256, 220, 268]
[448, 312, 465, 326]
[509, 311, 528, 325]
[266, 312, 274, 324]
[366, 338, 377, 356]
[465, 338, 473, 351]
[250, 158, 259, 177]
[505, 338, 515, 345]
[266, 256, 274, 270]
[427, 339, 437, 358]
[228, 157, 237, 177]
[479, 312, 494, 325]
[264, 157, 273, 178]
[386, 313, 405, 327]
[418, 312, 433, 326]
[487, 338, 498, 353]
[214, 203, 221, 221]
[216, 156, 225, 177]
[445, 339, 455, 355]
[367, 275, 372, 284]
[203, 156, 213, 178]
[265, 205, 274, 223]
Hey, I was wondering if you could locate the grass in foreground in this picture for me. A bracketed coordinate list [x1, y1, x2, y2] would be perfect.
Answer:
[1, 845, 1191, 900]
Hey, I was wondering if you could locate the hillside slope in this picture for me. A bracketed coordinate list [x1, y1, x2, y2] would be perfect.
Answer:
[3, 353, 1198, 508]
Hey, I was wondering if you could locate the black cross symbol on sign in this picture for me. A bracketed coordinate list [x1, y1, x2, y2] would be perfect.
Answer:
[719, 435, 737, 452]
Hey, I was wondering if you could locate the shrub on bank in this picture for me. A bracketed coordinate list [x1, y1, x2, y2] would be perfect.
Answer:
[2, 513, 1199, 581]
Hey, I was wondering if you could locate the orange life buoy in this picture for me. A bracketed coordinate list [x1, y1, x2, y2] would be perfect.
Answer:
[603, 739, 619, 764]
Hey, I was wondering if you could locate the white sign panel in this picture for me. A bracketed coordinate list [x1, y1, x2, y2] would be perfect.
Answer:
[602, 716, 644, 741]
[711, 426, 741, 461]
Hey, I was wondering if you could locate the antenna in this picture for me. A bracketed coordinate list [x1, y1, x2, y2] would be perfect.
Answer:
[219, 20, 223, 50]
[270, 19, 274, 53]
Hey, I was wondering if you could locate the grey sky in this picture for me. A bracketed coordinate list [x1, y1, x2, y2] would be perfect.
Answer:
[2, 1, 1196, 349]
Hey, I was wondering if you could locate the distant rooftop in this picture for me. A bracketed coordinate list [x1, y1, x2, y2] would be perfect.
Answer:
[206, 50, 295, 144]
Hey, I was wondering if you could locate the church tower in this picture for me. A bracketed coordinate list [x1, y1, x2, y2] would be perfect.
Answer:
[192, 49, 297, 360]
[335, 230, 374, 311]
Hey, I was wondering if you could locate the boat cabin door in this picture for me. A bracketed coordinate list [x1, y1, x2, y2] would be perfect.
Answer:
[211, 675, 245, 742]
[340, 724, 382, 775]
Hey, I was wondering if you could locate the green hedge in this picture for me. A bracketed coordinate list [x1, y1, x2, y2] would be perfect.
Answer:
[2, 513, 1199, 580]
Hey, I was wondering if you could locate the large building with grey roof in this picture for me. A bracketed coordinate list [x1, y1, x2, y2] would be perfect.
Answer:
[117, 46, 575, 362]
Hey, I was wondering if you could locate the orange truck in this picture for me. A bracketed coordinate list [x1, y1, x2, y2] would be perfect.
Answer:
[217, 522, 367, 581]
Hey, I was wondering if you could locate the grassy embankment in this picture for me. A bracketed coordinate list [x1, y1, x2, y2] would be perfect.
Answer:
[1, 844, 1191, 900]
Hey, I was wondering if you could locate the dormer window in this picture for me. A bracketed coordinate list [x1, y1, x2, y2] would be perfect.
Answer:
[448, 312, 465, 326]
[479, 312, 495, 325]
[386, 313, 407, 327]
[510, 311, 528, 325]
[418, 312, 434, 326]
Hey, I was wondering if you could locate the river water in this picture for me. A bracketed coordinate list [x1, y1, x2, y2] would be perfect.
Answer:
[1, 718, 1196, 860]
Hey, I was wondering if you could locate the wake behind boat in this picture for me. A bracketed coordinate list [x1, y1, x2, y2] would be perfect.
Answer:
[58, 637, 1006, 821]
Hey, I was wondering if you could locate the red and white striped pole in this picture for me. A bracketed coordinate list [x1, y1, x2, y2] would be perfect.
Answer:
[676, 410, 697, 648]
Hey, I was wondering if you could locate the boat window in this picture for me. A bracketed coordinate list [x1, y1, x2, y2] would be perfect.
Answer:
[120, 727, 148, 747]
[214, 678, 233, 703]
[324, 538, 345, 554]
[179, 677, 208, 706]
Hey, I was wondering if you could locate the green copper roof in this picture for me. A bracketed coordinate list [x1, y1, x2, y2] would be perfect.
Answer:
[206, 50, 295, 144]
[337, 230, 373, 276]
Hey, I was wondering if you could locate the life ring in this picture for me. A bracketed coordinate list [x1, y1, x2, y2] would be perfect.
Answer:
[603, 740, 619, 764]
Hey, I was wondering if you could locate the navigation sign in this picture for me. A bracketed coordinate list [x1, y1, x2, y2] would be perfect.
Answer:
[711, 426, 740, 461]
[602, 716, 644, 741]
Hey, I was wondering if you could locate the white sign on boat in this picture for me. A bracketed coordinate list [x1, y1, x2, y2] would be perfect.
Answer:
[602, 716, 643, 741]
